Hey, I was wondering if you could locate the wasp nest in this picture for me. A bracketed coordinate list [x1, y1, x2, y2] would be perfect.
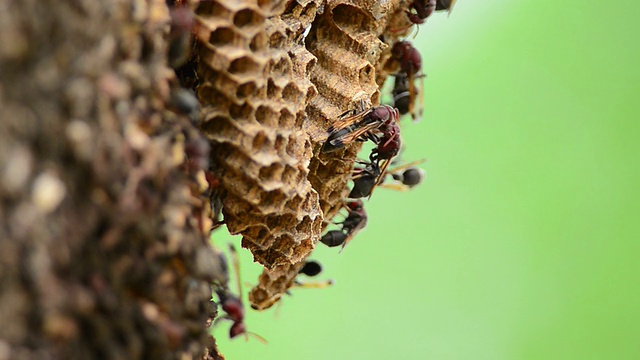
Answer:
[192, 0, 413, 309]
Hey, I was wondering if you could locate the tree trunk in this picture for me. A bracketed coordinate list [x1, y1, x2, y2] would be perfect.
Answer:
[0, 1, 222, 358]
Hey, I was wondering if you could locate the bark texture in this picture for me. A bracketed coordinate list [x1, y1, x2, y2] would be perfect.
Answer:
[0, 1, 222, 359]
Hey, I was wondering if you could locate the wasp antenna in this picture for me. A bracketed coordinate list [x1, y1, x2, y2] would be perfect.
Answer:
[247, 331, 268, 344]
[228, 244, 244, 305]
[388, 159, 427, 174]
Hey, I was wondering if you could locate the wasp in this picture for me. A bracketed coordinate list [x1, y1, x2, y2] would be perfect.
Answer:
[391, 41, 424, 122]
[320, 200, 368, 250]
[321, 104, 400, 153]
[292, 260, 334, 289]
[212, 245, 266, 343]
[349, 159, 426, 198]
[406, 0, 456, 24]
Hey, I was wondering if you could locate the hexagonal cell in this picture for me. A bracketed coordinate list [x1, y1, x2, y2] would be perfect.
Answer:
[295, 215, 314, 233]
[267, 78, 280, 99]
[200, 115, 234, 137]
[281, 165, 297, 185]
[295, 111, 306, 127]
[301, 2, 317, 18]
[260, 190, 287, 211]
[252, 131, 272, 153]
[306, 84, 318, 103]
[249, 288, 269, 308]
[282, 83, 302, 104]
[197, 84, 228, 108]
[196, 1, 230, 19]
[267, 213, 297, 234]
[358, 63, 374, 85]
[285, 134, 298, 156]
[305, 56, 317, 75]
[254, 105, 279, 127]
[229, 102, 254, 122]
[278, 107, 295, 128]
[332, 4, 375, 34]
[272, 56, 292, 76]
[250, 32, 268, 52]
[269, 30, 287, 49]
[275, 134, 287, 151]
[287, 195, 303, 212]
[370, 90, 381, 107]
[236, 81, 257, 100]
[259, 0, 286, 14]
[209, 27, 235, 46]
[270, 234, 297, 254]
[229, 56, 260, 74]
[233, 8, 264, 29]
[259, 163, 284, 181]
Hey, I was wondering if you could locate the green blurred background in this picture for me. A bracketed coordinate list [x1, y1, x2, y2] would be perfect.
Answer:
[214, 0, 640, 358]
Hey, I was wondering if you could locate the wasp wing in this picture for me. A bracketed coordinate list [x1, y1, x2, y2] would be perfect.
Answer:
[327, 108, 373, 133]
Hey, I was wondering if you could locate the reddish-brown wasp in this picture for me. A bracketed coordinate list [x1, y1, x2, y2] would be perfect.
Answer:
[322, 104, 400, 153]
[391, 41, 424, 122]
[320, 200, 368, 250]
[406, 0, 436, 25]
[213, 245, 267, 343]
[406, 0, 456, 24]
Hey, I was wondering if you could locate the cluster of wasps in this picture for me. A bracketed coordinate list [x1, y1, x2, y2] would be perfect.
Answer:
[318, 0, 457, 250]
[164, 0, 456, 344]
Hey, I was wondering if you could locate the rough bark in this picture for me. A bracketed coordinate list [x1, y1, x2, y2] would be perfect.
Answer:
[0, 1, 222, 359]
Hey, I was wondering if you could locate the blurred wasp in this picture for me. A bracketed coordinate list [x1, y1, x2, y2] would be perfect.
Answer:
[212, 244, 266, 343]
[391, 41, 424, 122]
[292, 260, 334, 289]
[322, 104, 400, 153]
[406, 0, 456, 25]
[349, 159, 426, 198]
[320, 200, 368, 250]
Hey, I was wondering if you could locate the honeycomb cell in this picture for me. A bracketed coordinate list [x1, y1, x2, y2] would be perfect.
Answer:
[233, 8, 264, 29]
[358, 63, 374, 84]
[282, 83, 302, 103]
[287, 195, 303, 211]
[272, 56, 292, 76]
[286, 134, 298, 156]
[259, 190, 287, 211]
[281, 165, 297, 184]
[267, 78, 280, 98]
[370, 90, 381, 107]
[254, 105, 279, 127]
[306, 84, 317, 102]
[295, 111, 306, 127]
[197, 1, 231, 19]
[332, 4, 376, 35]
[252, 131, 271, 153]
[236, 82, 257, 99]
[229, 102, 253, 122]
[275, 134, 286, 150]
[209, 27, 235, 46]
[259, 163, 284, 181]
[229, 56, 260, 74]
[200, 115, 237, 138]
[250, 32, 268, 51]
[269, 30, 287, 49]
[295, 215, 314, 233]
[197, 84, 227, 108]
[278, 108, 295, 128]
